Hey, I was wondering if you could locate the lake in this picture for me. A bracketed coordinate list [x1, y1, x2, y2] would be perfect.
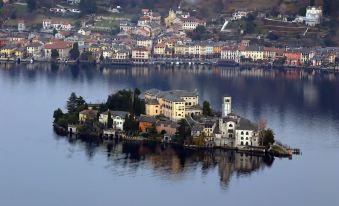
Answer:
[0, 63, 338, 206]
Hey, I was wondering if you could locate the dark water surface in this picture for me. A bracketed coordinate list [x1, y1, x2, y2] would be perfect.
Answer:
[0, 63, 338, 206]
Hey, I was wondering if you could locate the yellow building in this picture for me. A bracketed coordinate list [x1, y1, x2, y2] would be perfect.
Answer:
[241, 46, 264, 61]
[165, 9, 177, 27]
[0, 44, 17, 57]
[79, 109, 98, 123]
[145, 99, 161, 116]
[154, 43, 166, 56]
[144, 89, 200, 121]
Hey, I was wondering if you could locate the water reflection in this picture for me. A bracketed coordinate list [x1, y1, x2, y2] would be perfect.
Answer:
[59, 134, 274, 189]
[1, 63, 338, 119]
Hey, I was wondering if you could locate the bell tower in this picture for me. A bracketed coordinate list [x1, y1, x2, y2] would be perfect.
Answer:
[222, 96, 232, 117]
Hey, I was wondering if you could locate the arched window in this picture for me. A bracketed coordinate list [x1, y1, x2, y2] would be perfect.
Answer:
[241, 137, 244, 140]
[241, 141, 244, 146]
[246, 132, 249, 135]
[245, 142, 249, 146]
[229, 124, 233, 128]
[246, 137, 248, 140]
[241, 131, 244, 135]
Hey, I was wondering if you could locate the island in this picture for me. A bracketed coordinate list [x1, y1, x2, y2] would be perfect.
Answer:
[53, 88, 300, 157]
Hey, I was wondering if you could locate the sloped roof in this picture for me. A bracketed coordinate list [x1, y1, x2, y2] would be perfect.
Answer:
[237, 118, 257, 131]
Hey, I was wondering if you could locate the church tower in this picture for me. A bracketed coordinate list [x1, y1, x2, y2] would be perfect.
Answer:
[222, 96, 232, 117]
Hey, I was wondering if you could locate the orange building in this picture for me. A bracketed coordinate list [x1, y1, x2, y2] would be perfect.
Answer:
[284, 51, 302, 66]
[139, 116, 157, 133]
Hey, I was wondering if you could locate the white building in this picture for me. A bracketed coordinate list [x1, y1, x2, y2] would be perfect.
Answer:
[232, 11, 249, 21]
[221, 47, 241, 63]
[99, 111, 129, 131]
[43, 19, 73, 31]
[18, 20, 26, 32]
[182, 17, 206, 31]
[222, 96, 232, 117]
[217, 97, 259, 147]
[305, 6, 322, 26]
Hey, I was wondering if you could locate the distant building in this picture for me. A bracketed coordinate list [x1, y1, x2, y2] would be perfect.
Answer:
[43, 19, 73, 31]
[131, 47, 150, 62]
[231, 11, 249, 21]
[43, 41, 73, 60]
[18, 20, 26, 32]
[182, 17, 206, 31]
[305, 6, 322, 26]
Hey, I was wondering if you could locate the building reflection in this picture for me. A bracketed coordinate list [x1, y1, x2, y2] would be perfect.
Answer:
[65, 138, 274, 188]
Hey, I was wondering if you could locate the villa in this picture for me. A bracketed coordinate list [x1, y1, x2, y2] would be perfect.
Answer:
[144, 89, 201, 120]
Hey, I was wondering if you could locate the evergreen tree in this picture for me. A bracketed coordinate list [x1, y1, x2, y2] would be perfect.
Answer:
[51, 49, 59, 60]
[67, 92, 78, 113]
[175, 119, 191, 144]
[76, 96, 86, 107]
[263, 129, 275, 147]
[53, 108, 64, 122]
[69, 43, 80, 60]
[203, 101, 212, 116]
[123, 114, 138, 134]
[52, 28, 58, 36]
[107, 112, 113, 128]
[106, 89, 145, 115]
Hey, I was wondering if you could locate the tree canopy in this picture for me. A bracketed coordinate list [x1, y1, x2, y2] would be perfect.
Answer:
[51, 49, 59, 60]
[107, 111, 113, 128]
[69, 43, 80, 60]
[106, 88, 145, 115]
[123, 114, 139, 134]
[67, 92, 87, 114]
[187, 25, 212, 41]
[262, 129, 275, 147]
[175, 119, 191, 144]
[202, 101, 212, 116]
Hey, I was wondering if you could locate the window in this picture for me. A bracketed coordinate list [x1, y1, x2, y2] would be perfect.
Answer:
[246, 137, 248, 140]
[241, 131, 244, 135]
[246, 132, 249, 135]
[245, 142, 249, 146]
[241, 141, 244, 145]
[241, 137, 244, 140]
[229, 124, 233, 128]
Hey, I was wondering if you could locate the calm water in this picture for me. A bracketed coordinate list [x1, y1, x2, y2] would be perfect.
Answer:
[0, 63, 339, 206]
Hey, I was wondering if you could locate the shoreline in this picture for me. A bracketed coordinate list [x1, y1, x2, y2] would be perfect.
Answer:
[0, 58, 338, 72]
[53, 124, 296, 158]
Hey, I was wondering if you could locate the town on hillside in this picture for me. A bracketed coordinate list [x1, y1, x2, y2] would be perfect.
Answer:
[0, 0, 338, 69]
[53, 88, 298, 157]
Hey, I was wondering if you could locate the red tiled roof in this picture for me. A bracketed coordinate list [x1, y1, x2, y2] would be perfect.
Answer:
[44, 41, 71, 49]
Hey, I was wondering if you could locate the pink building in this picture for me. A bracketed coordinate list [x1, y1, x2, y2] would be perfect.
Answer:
[156, 120, 179, 136]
